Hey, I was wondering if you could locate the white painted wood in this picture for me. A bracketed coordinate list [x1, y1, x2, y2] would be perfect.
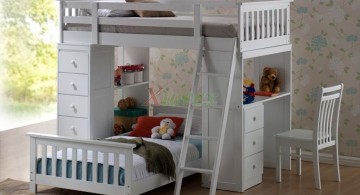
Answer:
[103, 152, 109, 184]
[29, 137, 37, 193]
[244, 128, 264, 157]
[99, 17, 194, 28]
[62, 147, 67, 178]
[58, 51, 89, 74]
[244, 104, 264, 133]
[41, 145, 47, 176]
[91, 2, 98, 44]
[244, 152, 263, 180]
[58, 116, 89, 138]
[58, 73, 89, 96]
[58, 94, 89, 118]
[51, 0, 295, 194]
[82, 149, 87, 180]
[275, 83, 343, 190]
[52, 146, 57, 176]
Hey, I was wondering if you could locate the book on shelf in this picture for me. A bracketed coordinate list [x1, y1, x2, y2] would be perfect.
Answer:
[254, 91, 279, 97]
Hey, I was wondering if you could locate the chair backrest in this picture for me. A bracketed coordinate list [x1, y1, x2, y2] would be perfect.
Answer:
[313, 83, 343, 148]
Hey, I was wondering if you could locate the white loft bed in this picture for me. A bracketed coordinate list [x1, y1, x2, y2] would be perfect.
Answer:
[29, 0, 293, 194]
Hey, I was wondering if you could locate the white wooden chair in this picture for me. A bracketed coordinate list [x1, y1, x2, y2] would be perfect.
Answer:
[275, 83, 343, 189]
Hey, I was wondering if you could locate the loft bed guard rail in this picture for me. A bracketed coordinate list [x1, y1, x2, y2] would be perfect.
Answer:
[28, 133, 136, 195]
[58, 0, 292, 51]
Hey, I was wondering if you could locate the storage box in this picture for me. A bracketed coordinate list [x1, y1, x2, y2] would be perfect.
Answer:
[114, 107, 147, 135]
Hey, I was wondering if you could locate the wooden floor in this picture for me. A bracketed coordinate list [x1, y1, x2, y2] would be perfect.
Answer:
[1, 160, 360, 194]
[143, 161, 360, 195]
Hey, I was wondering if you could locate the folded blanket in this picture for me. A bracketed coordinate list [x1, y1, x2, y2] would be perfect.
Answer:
[105, 137, 176, 180]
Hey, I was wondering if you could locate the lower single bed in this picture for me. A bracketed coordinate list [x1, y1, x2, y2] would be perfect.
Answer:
[28, 133, 201, 195]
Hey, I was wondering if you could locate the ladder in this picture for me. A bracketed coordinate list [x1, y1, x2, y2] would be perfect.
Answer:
[174, 37, 238, 195]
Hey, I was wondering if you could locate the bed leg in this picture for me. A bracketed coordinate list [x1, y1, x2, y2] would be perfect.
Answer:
[29, 180, 37, 194]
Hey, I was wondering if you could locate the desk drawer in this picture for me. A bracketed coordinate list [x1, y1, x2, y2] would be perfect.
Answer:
[58, 116, 89, 139]
[58, 73, 88, 96]
[244, 152, 263, 180]
[59, 51, 89, 74]
[244, 104, 264, 133]
[244, 128, 264, 157]
[58, 94, 88, 118]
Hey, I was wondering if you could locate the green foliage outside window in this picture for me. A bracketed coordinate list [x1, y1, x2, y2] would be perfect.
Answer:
[0, 0, 57, 116]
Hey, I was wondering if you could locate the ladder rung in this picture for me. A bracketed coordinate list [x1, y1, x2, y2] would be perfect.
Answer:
[192, 104, 223, 110]
[180, 167, 214, 174]
[197, 72, 228, 77]
[187, 135, 217, 141]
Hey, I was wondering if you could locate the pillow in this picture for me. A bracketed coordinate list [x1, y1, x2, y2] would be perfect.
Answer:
[79, 9, 136, 17]
[129, 116, 184, 137]
[125, 0, 176, 17]
[156, 113, 202, 135]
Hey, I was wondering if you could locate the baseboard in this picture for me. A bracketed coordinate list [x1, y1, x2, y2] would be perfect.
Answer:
[296, 151, 360, 168]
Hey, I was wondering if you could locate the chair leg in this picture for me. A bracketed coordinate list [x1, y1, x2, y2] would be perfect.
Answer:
[333, 144, 341, 182]
[296, 147, 301, 176]
[312, 150, 321, 190]
[276, 140, 281, 182]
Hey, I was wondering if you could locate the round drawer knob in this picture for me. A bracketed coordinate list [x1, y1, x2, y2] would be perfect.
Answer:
[70, 104, 77, 113]
[70, 126, 77, 135]
[70, 60, 77, 68]
[253, 141, 256, 146]
[253, 165, 256, 169]
[253, 117, 256, 121]
[70, 82, 77, 90]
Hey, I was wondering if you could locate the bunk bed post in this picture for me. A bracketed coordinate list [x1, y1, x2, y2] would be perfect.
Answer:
[29, 136, 37, 193]
[58, 0, 64, 43]
[91, 2, 99, 44]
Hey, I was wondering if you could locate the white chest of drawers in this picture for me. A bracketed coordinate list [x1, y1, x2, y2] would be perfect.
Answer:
[57, 44, 114, 139]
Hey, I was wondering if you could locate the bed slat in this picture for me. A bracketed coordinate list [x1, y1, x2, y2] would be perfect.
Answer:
[52, 146, 57, 176]
[103, 152, 109, 184]
[82, 149, 87, 181]
[62, 147, 67, 178]
[114, 153, 119, 186]
[72, 148, 77, 179]
[41, 145, 47, 175]
[93, 150, 98, 183]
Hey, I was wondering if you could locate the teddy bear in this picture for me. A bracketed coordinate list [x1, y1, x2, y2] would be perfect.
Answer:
[117, 97, 136, 110]
[260, 67, 281, 93]
[151, 118, 176, 140]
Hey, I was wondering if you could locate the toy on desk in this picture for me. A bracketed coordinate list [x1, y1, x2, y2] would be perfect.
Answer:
[243, 83, 255, 104]
[260, 67, 281, 93]
[114, 123, 125, 135]
[114, 66, 123, 86]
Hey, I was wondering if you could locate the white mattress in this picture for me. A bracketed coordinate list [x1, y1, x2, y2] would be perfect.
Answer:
[49, 136, 200, 181]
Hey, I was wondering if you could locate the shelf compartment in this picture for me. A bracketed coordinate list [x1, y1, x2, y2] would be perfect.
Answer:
[114, 81, 149, 90]
[243, 92, 291, 109]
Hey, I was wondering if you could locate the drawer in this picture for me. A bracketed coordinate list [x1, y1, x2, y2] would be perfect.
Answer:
[244, 152, 263, 180]
[58, 116, 89, 139]
[59, 51, 89, 74]
[244, 104, 264, 133]
[244, 128, 264, 157]
[58, 73, 89, 96]
[58, 94, 88, 118]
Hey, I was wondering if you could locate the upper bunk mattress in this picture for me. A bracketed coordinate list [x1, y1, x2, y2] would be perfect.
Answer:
[66, 16, 238, 38]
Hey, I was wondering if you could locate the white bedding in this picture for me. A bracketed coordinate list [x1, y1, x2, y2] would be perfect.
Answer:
[49, 136, 200, 181]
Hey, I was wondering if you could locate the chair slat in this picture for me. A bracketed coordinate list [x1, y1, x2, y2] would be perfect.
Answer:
[323, 84, 342, 93]
[322, 93, 340, 101]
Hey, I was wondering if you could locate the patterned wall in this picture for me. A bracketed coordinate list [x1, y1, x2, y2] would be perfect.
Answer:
[148, 0, 360, 158]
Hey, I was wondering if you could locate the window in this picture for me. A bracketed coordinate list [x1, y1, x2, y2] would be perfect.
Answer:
[0, 0, 58, 130]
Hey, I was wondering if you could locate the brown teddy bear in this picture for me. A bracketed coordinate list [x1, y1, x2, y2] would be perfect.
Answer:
[117, 97, 136, 110]
[260, 67, 281, 93]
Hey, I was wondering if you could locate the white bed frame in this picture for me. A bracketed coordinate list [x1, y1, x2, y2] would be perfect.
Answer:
[28, 105, 201, 195]
[29, 0, 292, 194]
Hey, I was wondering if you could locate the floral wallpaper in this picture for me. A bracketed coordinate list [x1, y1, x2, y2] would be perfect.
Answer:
[148, 0, 360, 158]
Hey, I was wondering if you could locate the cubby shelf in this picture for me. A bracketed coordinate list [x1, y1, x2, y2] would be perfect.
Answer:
[114, 81, 149, 90]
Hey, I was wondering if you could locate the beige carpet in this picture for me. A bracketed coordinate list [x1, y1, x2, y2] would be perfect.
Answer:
[0, 178, 95, 195]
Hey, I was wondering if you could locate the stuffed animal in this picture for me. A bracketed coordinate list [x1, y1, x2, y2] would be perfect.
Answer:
[117, 97, 136, 110]
[243, 83, 255, 104]
[260, 67, 281, 93]
[151, 118, 176, 140]
[114, 66, 123, 86]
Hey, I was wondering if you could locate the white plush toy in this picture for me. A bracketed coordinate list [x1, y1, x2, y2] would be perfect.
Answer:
[151, 118, 176, 140]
